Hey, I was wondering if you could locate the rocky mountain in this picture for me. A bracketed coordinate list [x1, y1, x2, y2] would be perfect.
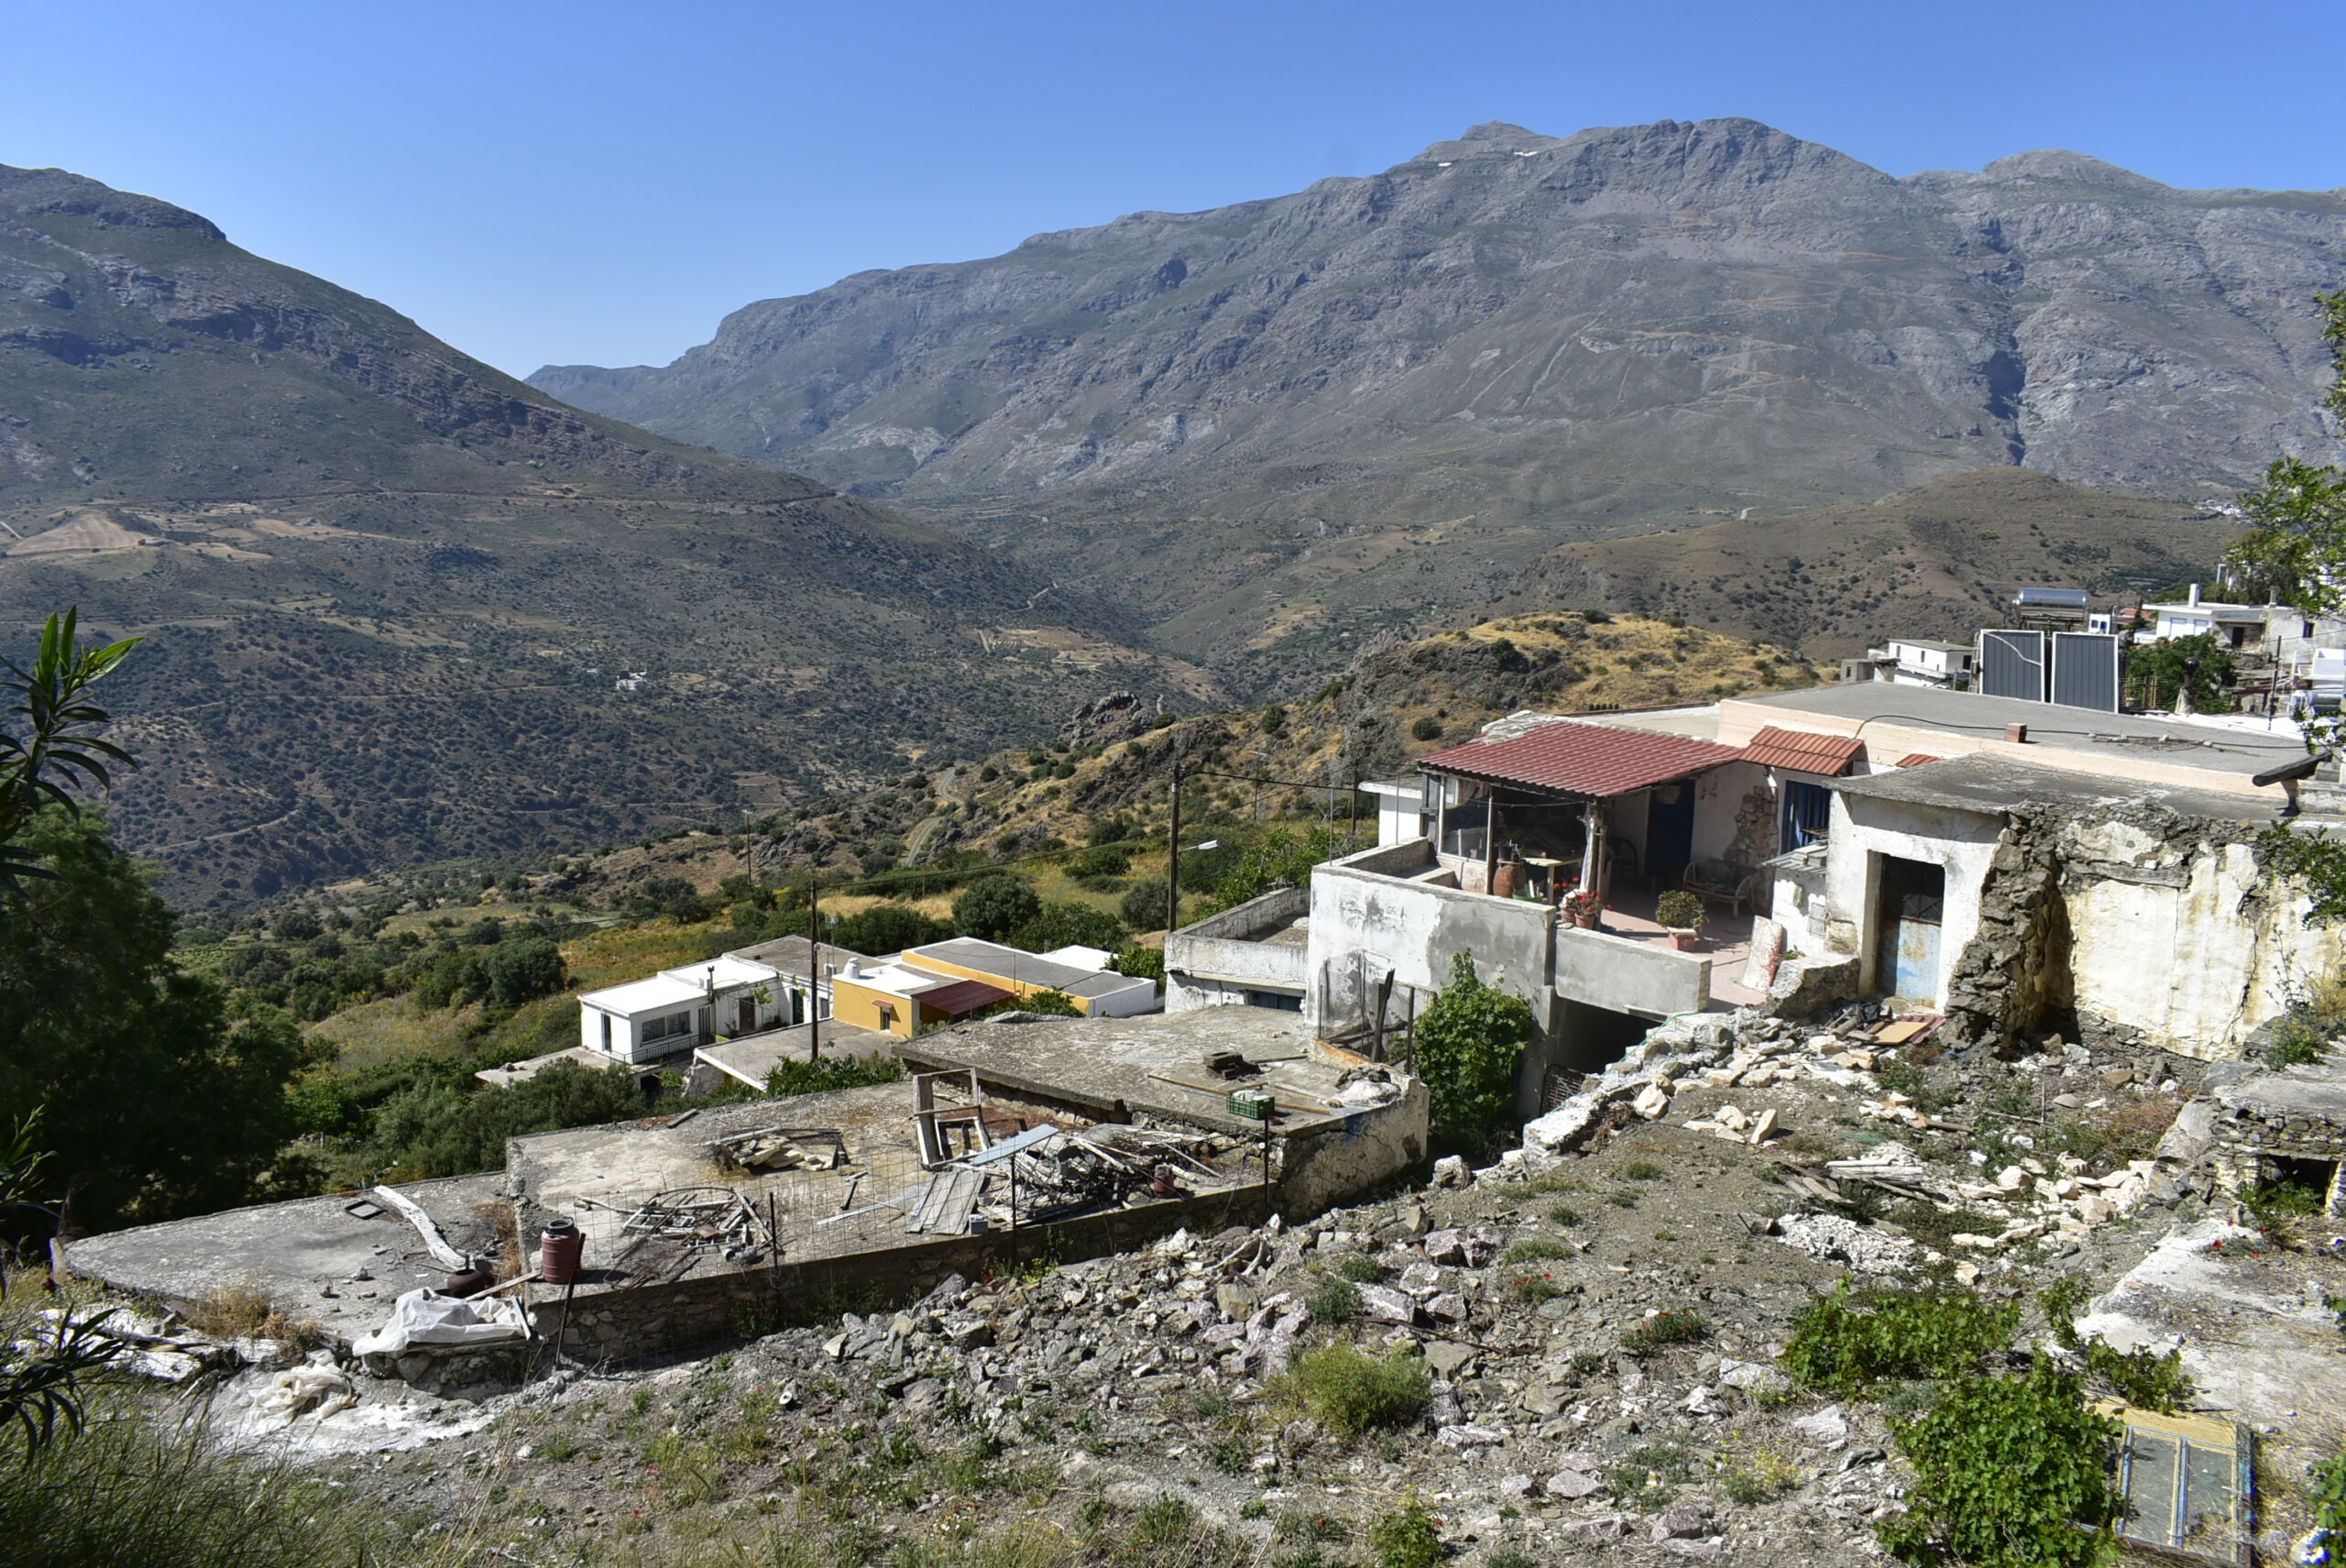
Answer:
[0, 165, 1209, 906]
[532, 118, 2345, 682]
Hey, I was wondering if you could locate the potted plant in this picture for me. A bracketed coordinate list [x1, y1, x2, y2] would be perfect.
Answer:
[1654, 889, 1705, 950]
[1560, 886, 1606, 930]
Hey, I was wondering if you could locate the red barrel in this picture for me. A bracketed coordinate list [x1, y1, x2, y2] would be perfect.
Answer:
[539, 1217, 584, 1284]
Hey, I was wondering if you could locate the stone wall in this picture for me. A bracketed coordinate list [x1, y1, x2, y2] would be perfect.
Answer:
[532, 1189, 1260, 1358]
[1939, 804, 2346, 1059]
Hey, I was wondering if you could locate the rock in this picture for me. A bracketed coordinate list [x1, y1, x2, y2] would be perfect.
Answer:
[1683, 1385, 1730, 1416]
[1546, 1467, 1606, 1499]
[1523, 1096, 1601, 1154]
[1791, 1404, 1848, 1448]
[1425, 1341, 1475, 1379]
[1360, 1285, 1417, 1324]
[1563, 1514, 1633, 1542]
[1716, 1358, 1787, 1393]
[1437, 1422, 1508, 1449]
[1748, 1108, 1779, 1145]
[1632, 1083, 1672, 1120]
[1398, 1261, 1443, 1295]
[1420, 1229, 1466, 1265]
[1652, 1507, 1710, 1540]
[1499, 1473, 1539, 1501]
[944, 1317, 994, 1351]
[1425, 1292, 1469, 1323]
[1214, 1283, 1256, 1320]
[1431, 1155, 1472, 1187]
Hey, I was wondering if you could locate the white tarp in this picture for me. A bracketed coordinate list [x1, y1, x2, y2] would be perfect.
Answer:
[353, 1288, 528, 1356]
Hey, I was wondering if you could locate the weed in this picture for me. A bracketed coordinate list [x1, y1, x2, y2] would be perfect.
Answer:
[1502, 1236, 1569, 1264]
[1504, 1272, 1563, 1307]
[1132, 1494, 1196, 1547]
[1719, 1448, 1803, 1506]
[1485, 1550, 1538, 1568]
[1548, 1203, 1584, 1227]
[1607, 1189, 1639, 1209]
[1619, 1309, 1709, 1355]
[1608, 1442, 1696, 1510]
[1206, 1433, 1253, 1475]
[1622, 1160, 1665, 1180]
[537, 1431, 579, 1463]
[1337, 1253, 1384, 1283]
[1305, 1276, 1362, 1322]
[1366, 1494, 1441, 1568]
[1879, 1362, 2121, 1568]
[1873, 1058, 1952, 1113]
[1239, 1497, 1269, 1521]
[2243, 1179, 2326, 1226]
[1276, 1343, 1431, 1437]
[180, 1283, 323, 1350]
[1276, 1509, 1350, 1542]
[1652, 1228, 1679, 1242]
[1570, 1351, 1608, 1376]
[1781, 1283, 2021, 1396]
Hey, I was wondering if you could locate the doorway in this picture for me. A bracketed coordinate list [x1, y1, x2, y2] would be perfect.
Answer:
[1646, 782, 1695, 889]
[1874, 856, 1946, 1003]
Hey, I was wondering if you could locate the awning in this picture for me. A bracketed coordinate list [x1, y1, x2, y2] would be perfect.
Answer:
[1418, 718, 1745, 800]
[917, 979, 1015, 1016]
[1742, 725, 1865, 776]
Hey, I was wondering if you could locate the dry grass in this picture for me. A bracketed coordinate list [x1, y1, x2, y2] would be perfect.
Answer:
[178, 1281, 323, 1350]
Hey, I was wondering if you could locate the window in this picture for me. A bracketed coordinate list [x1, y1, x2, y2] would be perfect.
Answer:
[1780, 780, 1831, 853]
[599, 1013, 612, 1051]
[1245, 990, 1303, 1013]
[2106, 1406, 2247, 1563]
[641, 1012, 692, 1044]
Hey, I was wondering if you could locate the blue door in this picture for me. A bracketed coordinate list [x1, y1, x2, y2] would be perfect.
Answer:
[1646, 782, 1695, 888]
[1877, 858, 1945, 1003]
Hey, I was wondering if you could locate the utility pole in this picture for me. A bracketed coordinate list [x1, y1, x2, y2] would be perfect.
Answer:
[806, 873, 822, 1064]
[1165, 760, 1184, 935]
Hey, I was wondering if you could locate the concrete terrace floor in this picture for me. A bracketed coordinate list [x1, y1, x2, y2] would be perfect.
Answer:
[1584, 886, 1765, 1010]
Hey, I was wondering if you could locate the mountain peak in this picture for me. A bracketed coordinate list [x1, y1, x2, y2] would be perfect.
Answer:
[1976, 148, 2166, 192]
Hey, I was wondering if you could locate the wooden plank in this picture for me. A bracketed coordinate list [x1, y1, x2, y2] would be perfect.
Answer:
[371, 1184, 467, 1270]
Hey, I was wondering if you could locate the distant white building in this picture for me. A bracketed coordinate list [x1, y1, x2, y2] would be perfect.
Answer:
[576, 938, 861, 1065]
[1844, 638, 1976, 689]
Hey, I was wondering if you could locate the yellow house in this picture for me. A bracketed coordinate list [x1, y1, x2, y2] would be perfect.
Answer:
[894, 938, 1158, 1018]
[825, 957, 1013, 1039]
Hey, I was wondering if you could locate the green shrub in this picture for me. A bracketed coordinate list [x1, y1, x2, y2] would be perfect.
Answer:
[1549, 1203, 1584, 1226]
[1337, 1254, 1384, 1283]
[1622, 1159, 1664, 1180]
[1006, 900, 1126, 954]
[1305, 1276, 1361, 1322]
[828, 902, 953, 956]
[1414, 952, 1535, 1144]
[1367, 1495, 1441, 1568]
[766, 1053, 904, 1097]
[1781, 1283, 2021, 1396]
[1608, 1442, 1696, 1511]
[1131, 1494, 1196, 1547]
[1503, 1236, 1568, 1263]
[1409, 716, 1444, 742]
[2243, 1179, 2327, 1225]
[954, 876, 1041, 941]
[1654, 889, 1705, 930]
[1878, 1362, 2121, 1568]
[1278, 1343, 1431, 1437]
[1110, 944, 1165, 981]
[1009, 988, 1083, 1017]
[2308, 1453, 2346, 1566]
[1120, 877, 1170, 931]
[1620, 1309, 1709, 1355]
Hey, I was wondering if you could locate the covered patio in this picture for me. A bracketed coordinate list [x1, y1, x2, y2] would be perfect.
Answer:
[1418, 717, 1754, 903]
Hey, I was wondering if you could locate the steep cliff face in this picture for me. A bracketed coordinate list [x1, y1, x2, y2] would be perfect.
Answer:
[534, 117, 2346, 531]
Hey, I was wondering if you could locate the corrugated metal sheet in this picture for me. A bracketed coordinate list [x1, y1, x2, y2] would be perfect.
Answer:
[919, 979, 1014, 1015]
[1419, 719, 1745, 799]
[1742, 726, 1865, 776]
[1979, 630, 2048, 701]
[2050, 632, 2121, 712]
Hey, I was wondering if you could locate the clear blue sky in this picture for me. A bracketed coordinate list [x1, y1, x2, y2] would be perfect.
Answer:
[5, 1, 2335, 378]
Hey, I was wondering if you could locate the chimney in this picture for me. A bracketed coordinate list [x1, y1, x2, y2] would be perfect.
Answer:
[2187, 583, 2201, 607]
[2004, 722, 2029, 744]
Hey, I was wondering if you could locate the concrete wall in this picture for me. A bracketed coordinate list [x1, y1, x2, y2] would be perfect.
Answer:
[1165, 887, 1310, 1012]
[1306, 844, 1555, 1040]
[1822, 793, 2005, 1005]
[1552, 927, 1713, 1018]
[1277, 1080, 1431, 1215]
[1693, 761, 1769, 866]
[2055, 818, 2346, 1059]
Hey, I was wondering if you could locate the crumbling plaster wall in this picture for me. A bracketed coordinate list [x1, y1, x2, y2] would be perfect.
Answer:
[1277, 1080, 1431, 1215]
[1305, 855, 1554, 1038]
[1822, 794, 2004, 1003]
[1942, 806, 2346, 1059]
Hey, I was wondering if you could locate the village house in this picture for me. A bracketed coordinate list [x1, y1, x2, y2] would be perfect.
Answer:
[576, 936, 863, 1067]
[828, 938, 1159, 1039]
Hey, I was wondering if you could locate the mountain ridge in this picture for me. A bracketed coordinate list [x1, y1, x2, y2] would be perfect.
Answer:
[0, 164, 1204, 906]
[530, 116, 2345, 683]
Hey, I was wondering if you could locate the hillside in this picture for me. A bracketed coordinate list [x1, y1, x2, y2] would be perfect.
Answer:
[1511, 467, 2237, 657]
[0, 165, 1209, 905]
[533, 118, 2346, 685]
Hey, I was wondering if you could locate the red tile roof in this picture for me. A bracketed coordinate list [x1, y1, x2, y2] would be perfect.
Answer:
[1419, 719, 1745, 799]
[917, 979, 1015, 1015]
[1895, 753, 1943, 769]
[1742, 726, 1866, 776]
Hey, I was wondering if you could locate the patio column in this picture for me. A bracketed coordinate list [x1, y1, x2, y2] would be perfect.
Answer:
[1483, 788, 1498, 893]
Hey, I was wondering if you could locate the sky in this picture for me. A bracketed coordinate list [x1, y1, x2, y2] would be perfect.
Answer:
[4, 1, 2337, 378]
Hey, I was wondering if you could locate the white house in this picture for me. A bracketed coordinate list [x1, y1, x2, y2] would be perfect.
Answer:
[576, 938, 864, 1066]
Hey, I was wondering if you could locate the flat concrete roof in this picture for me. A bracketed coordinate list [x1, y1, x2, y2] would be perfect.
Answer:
[693, 1022, 895, 1090]
[1724, 685, 2308, 783]
[65, 1173, 508, 1339]
[579, 974, 706, 1014]
[903, 938, 1141, 1001]
[724, 935, 871, 977]
[1830, 752, 2286, 824]
[1580, 705, 1726, 742]
[899, 1008, 1380, 1135]
[2215, 1060, 2346, 1122]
